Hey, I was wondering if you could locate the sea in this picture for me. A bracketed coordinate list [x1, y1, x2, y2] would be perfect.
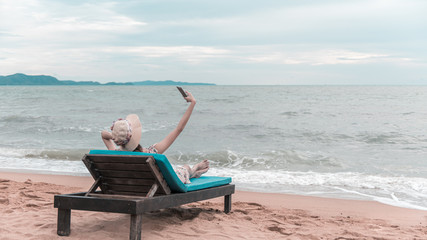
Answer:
[0, 85, 426, 210]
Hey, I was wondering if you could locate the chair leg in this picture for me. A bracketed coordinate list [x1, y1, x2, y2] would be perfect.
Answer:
[130, 214, 143, 240]
[57, 208, 71, 236]
[224, 194, 232, 213]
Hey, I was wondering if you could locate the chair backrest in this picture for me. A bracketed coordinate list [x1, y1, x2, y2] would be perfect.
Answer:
[82, 154, 171, 197]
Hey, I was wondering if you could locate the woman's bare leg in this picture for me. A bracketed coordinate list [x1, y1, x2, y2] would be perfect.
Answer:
[183, 165, 192, 183]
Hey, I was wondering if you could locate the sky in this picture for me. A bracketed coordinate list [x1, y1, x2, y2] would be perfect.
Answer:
[1, 0, 426, 85]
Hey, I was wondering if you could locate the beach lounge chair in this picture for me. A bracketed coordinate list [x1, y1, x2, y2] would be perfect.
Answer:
[54, 150, 234, 240]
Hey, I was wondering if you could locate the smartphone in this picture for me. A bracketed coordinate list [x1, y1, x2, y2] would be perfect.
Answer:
[176, 86, 187, 98]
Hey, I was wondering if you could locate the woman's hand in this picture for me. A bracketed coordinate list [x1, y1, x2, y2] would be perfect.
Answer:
[101, 130, 113, 140]
[101, 130, 116, 150]
[184, 91, 196, 103]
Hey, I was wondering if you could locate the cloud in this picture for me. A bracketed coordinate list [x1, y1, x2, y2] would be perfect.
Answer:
[148, 0, 426, 46]
[0, 0, 426, 84]
[101, 46, 230, 63]
[243, 49, 392, 65]
[0, 0, 147, 46]
[43, 15, 146, 32]
[223, 44, 422, 68]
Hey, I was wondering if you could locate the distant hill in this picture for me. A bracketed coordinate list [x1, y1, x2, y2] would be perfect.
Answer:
[0, 73, 64, 85]
[0, 73, 215, 86]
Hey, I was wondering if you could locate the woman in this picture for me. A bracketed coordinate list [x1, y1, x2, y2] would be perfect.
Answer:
[101, 90, 209, 184]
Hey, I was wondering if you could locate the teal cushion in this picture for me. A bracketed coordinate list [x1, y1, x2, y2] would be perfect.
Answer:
[88, 150, 232, 193]
[185, 176, 232, 192]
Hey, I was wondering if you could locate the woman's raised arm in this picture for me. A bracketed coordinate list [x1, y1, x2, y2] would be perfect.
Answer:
[154, 91, 196, 154]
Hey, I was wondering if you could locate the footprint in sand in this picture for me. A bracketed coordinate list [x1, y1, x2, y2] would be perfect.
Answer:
[233, 209, 249, 215]
[190, 226, 208, 234]
[36, 223, 56, 229]
[171, 207, 203, 220]
[20, 191, 42, 199]
[266, 219, 286, 225]
[198, 212, 218, 221]
[338, 230, 366, 238]
[26, 202, 41, 208]
[243, 202, 265, 211]
[267, 225, 292, 236]
[45, 191, 62, 195]
[0, 198, 9, 204]
[148, 207, 204, 221]
[286, 215, 301, 220]
[246, 202, 263, 207]
[149, 224, 165, 231]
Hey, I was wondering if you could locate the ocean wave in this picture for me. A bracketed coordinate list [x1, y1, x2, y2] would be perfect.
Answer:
[0, 146, 425, 210]
[0, 147, 87, 161]
[0, 115, 98, 134]
[211, 168, 427, 210]
[402, 112, 415, 115]
[141, 121, 176, 132]
[279, 111, 311, 117]
[0, 156, 88, 176]
[32, 126, 96, 134]
[357, 132, 417, 145]
[209, 96, 245, 103]
[291, 130, 417, 146]
[280, 111, 299, 117]
[169, 149, 343, 171]
[217, 169, 426, 192]
[0, 147, 342, 170]
[0, 115, 52, 123]
[223, 124, 260, 130]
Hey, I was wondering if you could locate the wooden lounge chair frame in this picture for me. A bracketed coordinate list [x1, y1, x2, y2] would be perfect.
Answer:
[54, 154, 235, 240]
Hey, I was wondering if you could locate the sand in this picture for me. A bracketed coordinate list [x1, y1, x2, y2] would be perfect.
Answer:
[0, 171, 426, 240]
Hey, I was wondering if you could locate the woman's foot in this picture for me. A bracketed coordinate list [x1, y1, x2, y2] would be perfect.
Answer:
[191, 159, 209, 172]
[191, 167, 209, 178]
[190, 160, 209, 178]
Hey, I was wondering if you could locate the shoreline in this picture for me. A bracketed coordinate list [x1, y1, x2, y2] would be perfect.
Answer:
[1, 171, 426, 239]
[2, 168, 426, 211]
